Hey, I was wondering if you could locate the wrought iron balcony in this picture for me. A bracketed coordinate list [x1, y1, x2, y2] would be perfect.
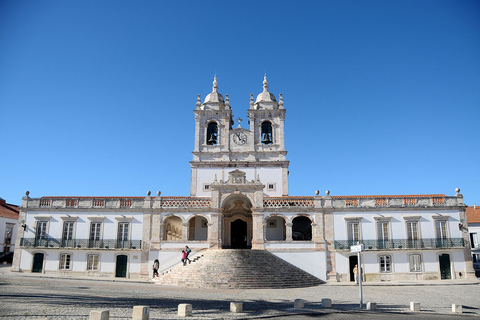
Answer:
[20, 238, 141, 250]
[334, 238, 465, 251]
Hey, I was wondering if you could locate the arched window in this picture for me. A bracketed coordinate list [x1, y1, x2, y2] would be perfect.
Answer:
[261, 121, 273, 145]
[163, 216, 183, 241]
[265, 216, 286, 241]
[188, 216, 208, 241]
[207, 122, 218, 145]
[292, 216, 312, 241]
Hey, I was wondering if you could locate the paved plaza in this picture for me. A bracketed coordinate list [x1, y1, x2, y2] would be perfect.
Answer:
[0, 264, 479, 319]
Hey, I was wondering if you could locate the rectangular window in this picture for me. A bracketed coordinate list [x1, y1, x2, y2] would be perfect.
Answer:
[63, 222, 74, 240]
[87, 254, 99, 271]
[470, 233, 478, 248]
[4, 223, 14, 248]
[377, 221, 390, 249]
[90, 222, 102, 247]
[117, 222, 130, 249]
[409, 254, 422, 272]
[406, 221, 418, 240]
[347, 222, 360, 242]
[60, 253, 71, 270]
[62, 221, 74, 247]
[35, 221, 48, 240]
[379, 255, 391, 273]
[377, 221, 389, 241]
[118, 223, 129, 241]
[435, 220, 448, 240]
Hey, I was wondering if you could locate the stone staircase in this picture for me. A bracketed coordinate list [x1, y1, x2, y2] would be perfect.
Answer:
[154, 249, 325, 289]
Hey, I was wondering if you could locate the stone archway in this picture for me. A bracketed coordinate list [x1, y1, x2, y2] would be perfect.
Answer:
[221, 194, 253, 249]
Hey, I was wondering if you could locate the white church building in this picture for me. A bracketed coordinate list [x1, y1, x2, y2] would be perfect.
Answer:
[12, 76, 475, 283]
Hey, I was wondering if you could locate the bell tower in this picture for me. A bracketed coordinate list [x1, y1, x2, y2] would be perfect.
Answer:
[190, 75, 289, 197]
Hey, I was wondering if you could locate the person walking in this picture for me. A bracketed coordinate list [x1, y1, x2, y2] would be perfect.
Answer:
[353, 264, 359, 284]
[184, 246, 192, 264]
[181, 250, 187, 266]
[152, 259, 159, 278]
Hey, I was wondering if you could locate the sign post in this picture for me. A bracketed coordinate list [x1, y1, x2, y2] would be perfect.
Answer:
[350, 243, 364, 309]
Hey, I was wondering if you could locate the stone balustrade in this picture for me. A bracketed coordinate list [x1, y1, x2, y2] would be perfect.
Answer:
[23, 194, 463, 210]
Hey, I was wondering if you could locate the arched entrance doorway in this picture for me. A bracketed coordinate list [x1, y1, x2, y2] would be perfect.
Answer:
[221, 194, 253, 249]
[231, 219, 248, 249]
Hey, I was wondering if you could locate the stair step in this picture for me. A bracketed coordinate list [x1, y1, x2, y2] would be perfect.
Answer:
[155, 249, 324, 289]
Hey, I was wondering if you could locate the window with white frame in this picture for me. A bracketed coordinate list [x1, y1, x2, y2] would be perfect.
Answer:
[59, 253, 72, 270]
[377, 221, 389, 241]
[35, 221, 48, 240]
[409, 254, 422, 272]
[63, 221, 74, 240]
[379, 255, 392, 273]
[435, 220, 448, 240]
[90, 222, 102, 247]
[117, 222, 129, 241]
[406, 221, 419, 240]
[87, 254, 99, 271]
[347, 222, 360, 242]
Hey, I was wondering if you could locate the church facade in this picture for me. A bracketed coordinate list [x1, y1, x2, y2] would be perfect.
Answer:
[12, 76, 475, 282]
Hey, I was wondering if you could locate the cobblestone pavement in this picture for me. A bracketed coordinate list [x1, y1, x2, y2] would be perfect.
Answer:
[1, 264, 479, 319]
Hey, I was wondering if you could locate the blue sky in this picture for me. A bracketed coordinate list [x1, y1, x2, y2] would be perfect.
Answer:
[1, 1, 479, 206]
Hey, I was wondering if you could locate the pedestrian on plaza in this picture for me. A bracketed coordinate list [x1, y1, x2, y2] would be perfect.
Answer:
[184, 245, 192, 264]
[181, 250, 187, 266]
[353, 264, 359, 284]
[152, 259, 159, 278]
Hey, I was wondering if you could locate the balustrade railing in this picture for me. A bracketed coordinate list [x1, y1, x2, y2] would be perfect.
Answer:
[20, 238, 141, 250]
[263, 197, 315, 208]
[334, 238, 465, 251]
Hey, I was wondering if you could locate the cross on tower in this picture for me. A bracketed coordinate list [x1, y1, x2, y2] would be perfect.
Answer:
[236, 117, 243, 128]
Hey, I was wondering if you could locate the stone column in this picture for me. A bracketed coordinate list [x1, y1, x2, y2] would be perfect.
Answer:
[313, 212, 325, 250]
[324, 211, 337, 282]
[159, 223, 164, 243]
[286, 222, 293, 242]
[208, 212, 222, 248]
[140, 213, 152, 278]
[182, 223, 189, 241]
[11, 209, 27, 272]
[251, 212, 265, 249]
[150, 213, 161, 250]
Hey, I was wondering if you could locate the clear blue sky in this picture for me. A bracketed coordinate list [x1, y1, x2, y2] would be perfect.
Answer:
[1, 1, 479, 206]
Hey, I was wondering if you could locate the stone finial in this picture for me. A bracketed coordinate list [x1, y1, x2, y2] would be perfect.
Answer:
[214, 174, 218, 182]
[212, 74, 218, 92]
[250, 94, 254, 107]
[25, 191, 30, 197]
[225, 94, 230, 108]
[455, 188, 460, 195]
[196, 94, 201, 108]
[157, 191, 161, 197]
[147, 191, 151, 197]
[326, 190, 330, 196]
[279, 93, 283, 107]
[315, 190, 319, 196]
[263, 74, 269, 92]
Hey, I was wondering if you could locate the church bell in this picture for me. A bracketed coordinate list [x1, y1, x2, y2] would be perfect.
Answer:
[208, 133, 217, 144]
[262, 133, 272, 144]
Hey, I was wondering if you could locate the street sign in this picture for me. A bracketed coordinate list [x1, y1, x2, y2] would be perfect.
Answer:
[350, 244, 364, 253]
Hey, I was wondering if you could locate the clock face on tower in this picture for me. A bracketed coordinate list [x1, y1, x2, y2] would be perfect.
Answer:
[233, 132, 247, 145]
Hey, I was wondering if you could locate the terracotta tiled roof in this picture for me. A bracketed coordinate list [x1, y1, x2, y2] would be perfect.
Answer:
[466, 206, 480, 224]
[0, 198, 19, 220]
